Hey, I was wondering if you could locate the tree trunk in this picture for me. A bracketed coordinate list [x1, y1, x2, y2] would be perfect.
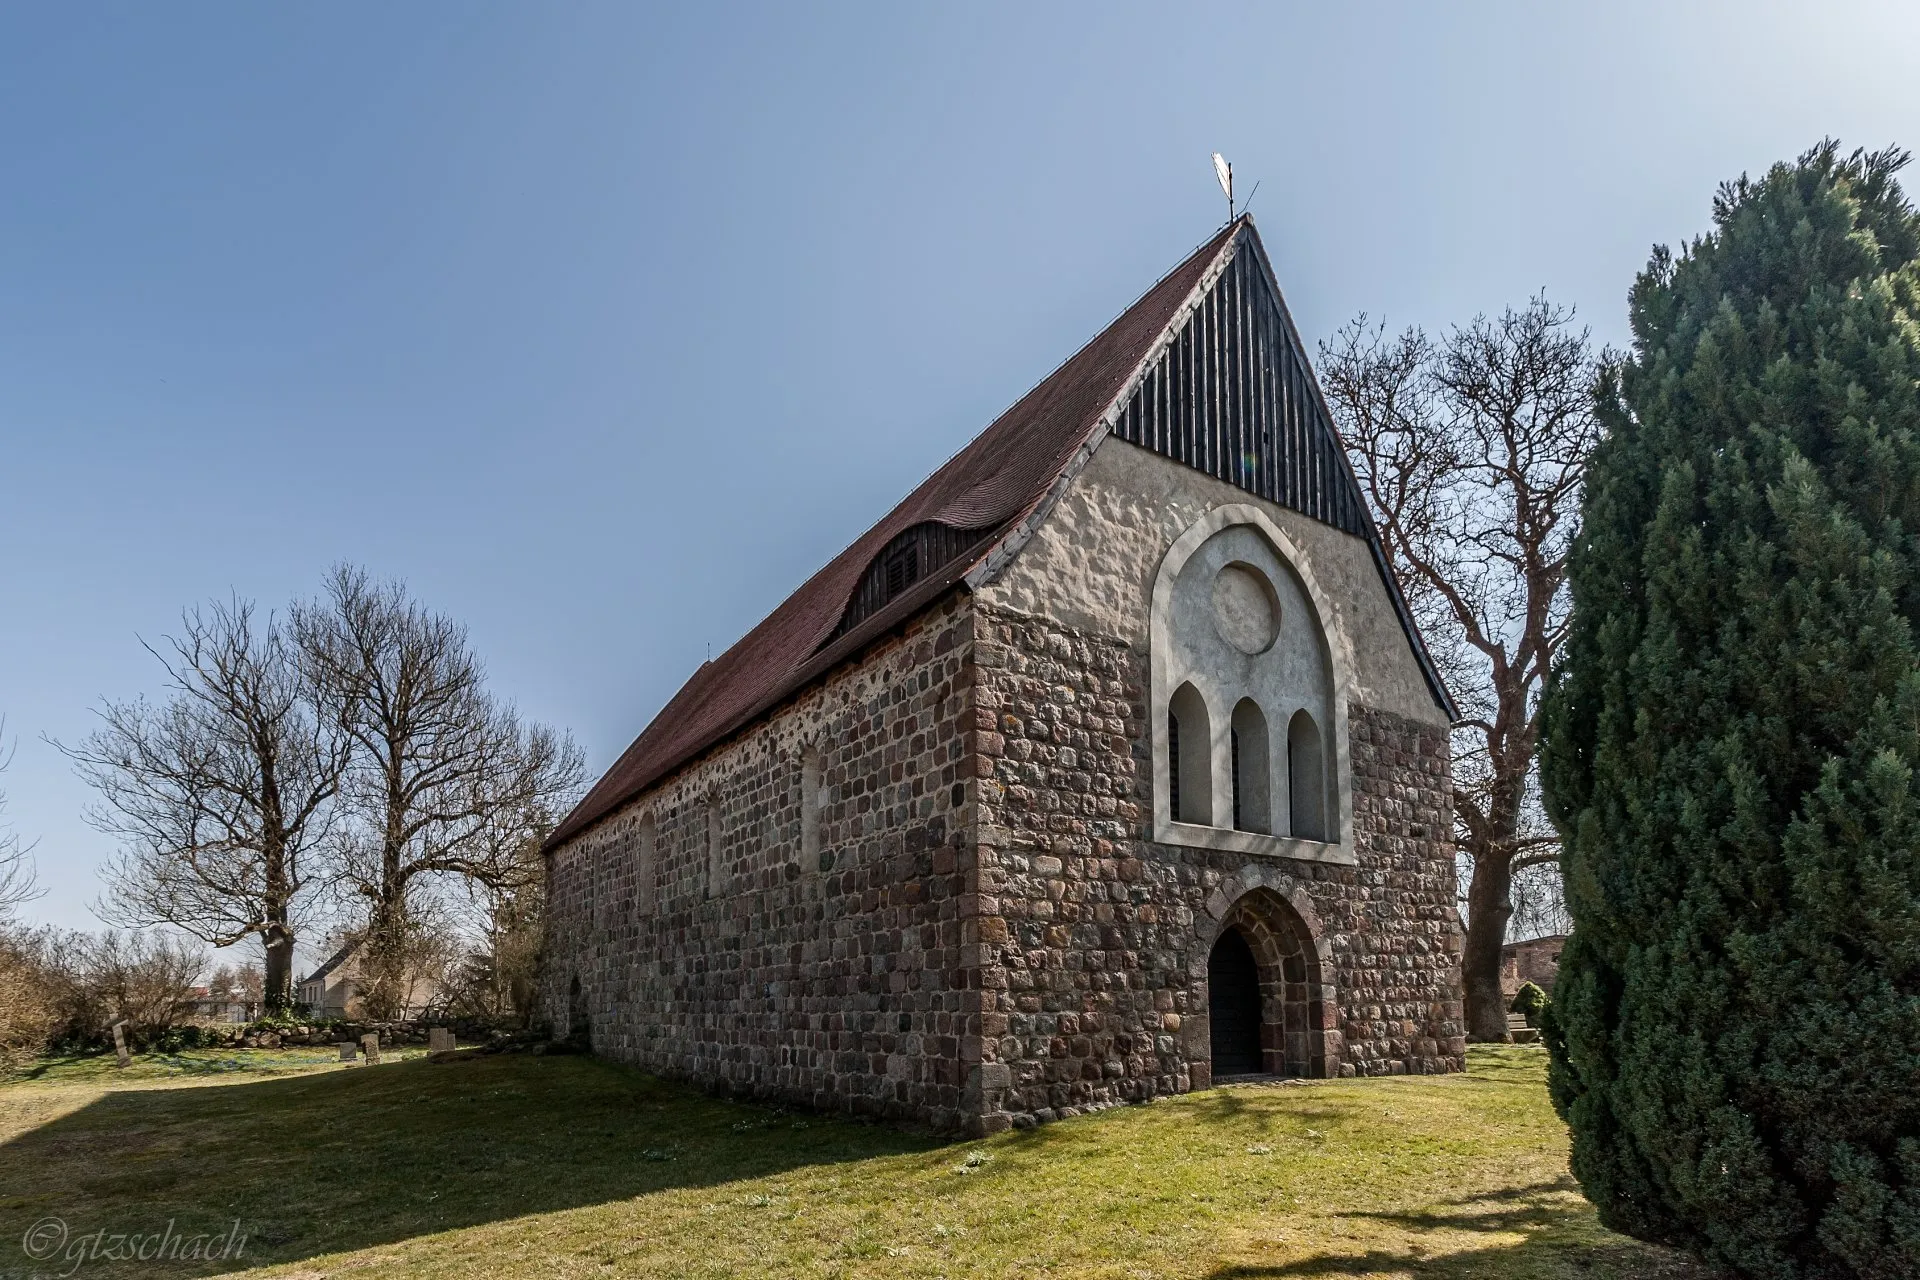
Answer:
[362, 871, 409, 1020]
[261, 830, 293, 1012]
[1463, 848, 1514, 1041]
[262, 917, 294, 1012]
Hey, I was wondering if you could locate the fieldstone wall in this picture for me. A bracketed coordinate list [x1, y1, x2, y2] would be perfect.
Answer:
[541, 594, 978, 1128]
[542, 440, 1464, 1136]
[1341, 702, 1467, 1076]
[962, 602, 1462, 1133]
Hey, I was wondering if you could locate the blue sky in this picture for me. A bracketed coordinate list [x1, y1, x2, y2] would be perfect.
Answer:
[4, 1, 1918, 935]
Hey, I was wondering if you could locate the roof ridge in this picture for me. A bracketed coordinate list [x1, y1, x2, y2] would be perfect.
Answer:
[546, 221, 1244, 849]
[966, 220, 1251, 588]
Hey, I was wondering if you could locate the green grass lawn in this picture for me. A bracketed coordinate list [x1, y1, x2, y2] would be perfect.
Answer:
[0, 1044, 1713, 1279]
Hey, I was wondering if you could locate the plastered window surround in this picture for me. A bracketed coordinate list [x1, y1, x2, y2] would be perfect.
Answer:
[1149, 505, 1355, 865]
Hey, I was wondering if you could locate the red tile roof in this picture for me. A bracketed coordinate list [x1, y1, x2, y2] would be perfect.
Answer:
[546, 221, 1245, 849]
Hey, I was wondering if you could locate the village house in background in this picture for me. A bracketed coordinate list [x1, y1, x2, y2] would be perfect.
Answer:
[296, 937, 444, 1018]
[1500, 934, 1566, 1001]
[296, 940, 360, 1017]
[541, 217, 1465, 1135]
[183, 984, 256, 1025]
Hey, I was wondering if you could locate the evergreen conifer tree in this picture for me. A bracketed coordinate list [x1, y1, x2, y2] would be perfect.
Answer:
[1540, 142, 1920, 1278]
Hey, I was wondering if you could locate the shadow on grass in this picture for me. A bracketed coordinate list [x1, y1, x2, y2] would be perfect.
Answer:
[13, 1049, 350, 1082]
[1464, 1045, 1554, 1087]
[1207, 1175, 1718, 1280]
[1209, 1239, 1711, 1279]
[0, 1051, 941, 1276]
[1347, 1175, 1585, 1234]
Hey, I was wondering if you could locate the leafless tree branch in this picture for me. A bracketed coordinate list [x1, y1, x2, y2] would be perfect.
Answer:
[1320, 297, 1599, 1039]
[58, 598, 348, 1007]
[0, 723, 43, 923]
[294, 565, 583, 1019]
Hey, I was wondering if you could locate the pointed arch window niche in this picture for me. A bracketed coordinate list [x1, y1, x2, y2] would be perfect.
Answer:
[1231, 699, 1271, 835]
[636, 812, 658, 915]
[1168, 683, 1213, 826]
[1149, 506, 1354, 866]
[704, 793, 724, 899]
[1288, 711, 1328, 842]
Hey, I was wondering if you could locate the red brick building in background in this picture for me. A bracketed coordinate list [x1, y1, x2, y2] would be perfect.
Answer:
[1501, 935, 1567, 1001]
[540, 218, 1466, 1134]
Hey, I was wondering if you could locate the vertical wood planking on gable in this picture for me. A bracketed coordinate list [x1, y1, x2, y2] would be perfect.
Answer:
[1113, 239, 1368, 540]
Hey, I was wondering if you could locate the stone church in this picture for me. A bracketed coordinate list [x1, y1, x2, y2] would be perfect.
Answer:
[540, 217, 1464, 1134]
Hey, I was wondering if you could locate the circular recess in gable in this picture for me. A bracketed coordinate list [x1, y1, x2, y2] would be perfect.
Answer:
[1212, 562, 1281, 654]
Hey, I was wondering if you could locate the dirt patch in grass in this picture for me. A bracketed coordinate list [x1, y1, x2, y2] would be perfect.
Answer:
[0, 1045, 1715, 1279]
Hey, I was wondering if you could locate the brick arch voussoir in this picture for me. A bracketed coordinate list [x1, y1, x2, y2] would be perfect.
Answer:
[1200, 868, 1327, 954]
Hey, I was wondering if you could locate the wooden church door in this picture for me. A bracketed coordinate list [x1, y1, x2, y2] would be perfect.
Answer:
[1208, 928, 1264, 1075]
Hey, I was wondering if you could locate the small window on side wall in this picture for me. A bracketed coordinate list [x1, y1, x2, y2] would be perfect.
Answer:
[704, 793, 724, 898]
[1288, 710, 1327, 841]
[1168, 682, 1213, 826]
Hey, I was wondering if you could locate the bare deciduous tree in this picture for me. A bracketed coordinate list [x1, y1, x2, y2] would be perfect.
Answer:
[206, 960, 264, 1019]
[17, 928, 208, 1044]
[294, 566, 583, 1020]
[64, 600, 349, 1010]
[0, 929, 58, 1069]
[70, 929, 207, 1034]
[1320, 297, 1598, 1041]
[440, 820, 551, 1021]
[0, 722, 42, 923]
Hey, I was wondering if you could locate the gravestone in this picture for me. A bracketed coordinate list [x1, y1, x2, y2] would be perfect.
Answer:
[111, 1020, 131, 1068]
[338, 1041, 358, 1062]
[428, 1027, 455, 1053]
[360, 1033, 381, 1065]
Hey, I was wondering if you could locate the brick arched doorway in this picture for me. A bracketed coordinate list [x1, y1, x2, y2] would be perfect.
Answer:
[1207, 886, 1333, 1078]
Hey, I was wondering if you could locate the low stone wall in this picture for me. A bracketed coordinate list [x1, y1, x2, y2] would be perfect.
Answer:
[219, 1017, 501, 1050]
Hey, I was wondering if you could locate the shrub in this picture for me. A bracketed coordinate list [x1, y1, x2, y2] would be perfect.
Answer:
[0, 929, 59, 1071]
[0, 928, 208, 1057]
[247, 1007, 310, 1034]
[1508, 982, 1549, 1027]
[146, 1023, 210, 1055]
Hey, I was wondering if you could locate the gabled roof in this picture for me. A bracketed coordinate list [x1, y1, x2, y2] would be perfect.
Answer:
[299, 938, 359, 987]
[548, 218, 1454, 850]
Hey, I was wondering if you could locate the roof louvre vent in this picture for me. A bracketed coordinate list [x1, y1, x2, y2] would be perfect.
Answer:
[884, 542, 918, 598]
[832, 521, 985, 641]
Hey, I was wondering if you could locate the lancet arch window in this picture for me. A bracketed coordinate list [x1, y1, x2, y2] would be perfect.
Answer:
[1168, 682, 1212, 826]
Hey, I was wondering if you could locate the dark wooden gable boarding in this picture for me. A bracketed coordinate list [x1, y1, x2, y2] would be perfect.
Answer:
[1109, 231, 1454, 720]
[1113, 236, 1365, 536]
